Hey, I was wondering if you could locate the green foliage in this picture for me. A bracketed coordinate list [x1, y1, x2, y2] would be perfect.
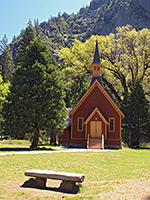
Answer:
[0, 46, 14, 82]
[23, 36, 52, 67]
[15, 20, 36, 65]
[59, 39, 94, 107]
[0, 75, 9, 133]
[0, 75, 9, 104]
[2, 37, 67, 148]
[122, 82, 150, 147]
[0, 35, 14, 82]
[60, 26, 150, 107]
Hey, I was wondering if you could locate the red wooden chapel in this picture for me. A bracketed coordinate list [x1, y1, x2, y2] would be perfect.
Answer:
[58, 41, 124, 149]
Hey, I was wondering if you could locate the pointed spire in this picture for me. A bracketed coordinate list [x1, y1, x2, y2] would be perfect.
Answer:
[92, 40, 101, 64]
[90, 40, 103, 87]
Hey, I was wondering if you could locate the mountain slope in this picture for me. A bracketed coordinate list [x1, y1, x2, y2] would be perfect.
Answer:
[10, 0, 150, 59]
[38, 0, 150, 48]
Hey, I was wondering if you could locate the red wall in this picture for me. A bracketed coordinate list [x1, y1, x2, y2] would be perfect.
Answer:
[71, 86, 121, 143]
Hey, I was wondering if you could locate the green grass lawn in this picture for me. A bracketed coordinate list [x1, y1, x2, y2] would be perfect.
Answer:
[0, 147, 150, 199]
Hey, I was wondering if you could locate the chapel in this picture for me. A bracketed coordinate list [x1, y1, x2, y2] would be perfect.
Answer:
[58, 41, 124, 149]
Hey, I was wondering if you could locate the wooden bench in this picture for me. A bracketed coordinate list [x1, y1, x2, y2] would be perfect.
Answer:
[24, 169, 85, 193]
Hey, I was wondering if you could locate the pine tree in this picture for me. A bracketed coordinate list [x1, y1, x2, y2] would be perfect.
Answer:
[0, 34, 8, 54]
[121, 90, 130, 145]
[15, 20, 36, 66]
[2, 37, 67, 149]
[0, 35, 14, 82]
[0, 46, 14, 82]
[122, 82, 150, 147]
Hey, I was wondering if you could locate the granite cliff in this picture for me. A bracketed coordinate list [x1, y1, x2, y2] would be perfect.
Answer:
[91, 0, 150, 35]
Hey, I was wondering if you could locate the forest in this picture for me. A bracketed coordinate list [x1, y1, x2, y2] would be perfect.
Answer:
[0, 21, 150, 148]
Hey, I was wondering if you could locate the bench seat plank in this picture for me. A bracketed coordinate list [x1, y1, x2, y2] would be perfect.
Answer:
[25, 169, 85, 183]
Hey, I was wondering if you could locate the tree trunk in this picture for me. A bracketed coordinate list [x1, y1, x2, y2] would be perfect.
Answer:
[136, 129, 140, 148]
[30, 126, 40, 149]
[50, 134, 54, 145]
[53, 134, 56, 146]
[128, 129, 132, 147]
[50, 131, 57, 146]
[103, 77, 121, 102]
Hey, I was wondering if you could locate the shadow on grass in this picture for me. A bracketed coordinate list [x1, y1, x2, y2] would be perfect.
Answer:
[0, 147, 53, 152]
[139, 147, 150, 150]
[130, 147, 150, 150]
[21, 178, 80, 194]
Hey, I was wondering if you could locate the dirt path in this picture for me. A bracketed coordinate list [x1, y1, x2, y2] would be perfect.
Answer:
[93, 179, 150, 200]
[1, 178, 150, 200]
[0, 148, 109, 155]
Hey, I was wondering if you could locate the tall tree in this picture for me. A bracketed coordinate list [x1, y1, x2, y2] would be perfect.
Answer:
[122, 82, 150, 147]
[0, 35, 14, 82]
[2, 37, 67, 149]
[0, 46, 14, 82]
[121, 90, 130, 145]
[0, 34, 8, 54]
[15, 20, 36, 66]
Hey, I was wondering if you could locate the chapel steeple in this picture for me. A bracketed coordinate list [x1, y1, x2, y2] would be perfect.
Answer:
[92, 40, 101, 65]
[90, 40, 103, 86]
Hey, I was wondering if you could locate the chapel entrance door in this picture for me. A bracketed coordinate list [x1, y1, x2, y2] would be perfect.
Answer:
[90, 121, 102, 139]
[88, 121, 102, 149]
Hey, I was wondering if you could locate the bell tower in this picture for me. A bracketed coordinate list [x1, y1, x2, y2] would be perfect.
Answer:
[90, 40, 103, 86]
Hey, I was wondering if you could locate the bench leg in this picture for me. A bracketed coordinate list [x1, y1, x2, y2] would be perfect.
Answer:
[35, 177, 47, 189]
[59, 180, 78, 193]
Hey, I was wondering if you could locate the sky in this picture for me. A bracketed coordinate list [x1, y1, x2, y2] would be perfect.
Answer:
[0, 0, 91, 43]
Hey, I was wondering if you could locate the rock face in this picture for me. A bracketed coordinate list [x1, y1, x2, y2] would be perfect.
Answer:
[91, 0, 150, 35]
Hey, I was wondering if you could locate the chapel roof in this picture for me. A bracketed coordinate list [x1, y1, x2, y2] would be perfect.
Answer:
[69, 80, 124, 119]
